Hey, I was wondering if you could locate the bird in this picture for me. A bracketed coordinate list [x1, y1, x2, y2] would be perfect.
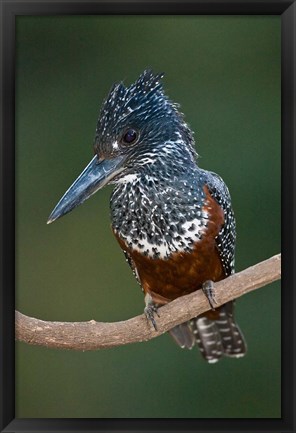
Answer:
[47, 69, 247, 363]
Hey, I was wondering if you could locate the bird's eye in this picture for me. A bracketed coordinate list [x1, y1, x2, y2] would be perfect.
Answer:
[122, 129, 138, 145]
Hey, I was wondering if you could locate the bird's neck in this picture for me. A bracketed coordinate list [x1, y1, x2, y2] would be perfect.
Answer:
[110, 152, 209, 259]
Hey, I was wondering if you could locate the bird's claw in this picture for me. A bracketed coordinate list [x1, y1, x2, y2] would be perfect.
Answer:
[144, 293, 160, 330]
[144, 304, 159, 331]
[202, 280, 217, 310]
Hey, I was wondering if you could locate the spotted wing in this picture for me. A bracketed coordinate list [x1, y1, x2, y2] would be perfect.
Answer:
[202, 169, 236, 277]
[187, 170, 246, 362]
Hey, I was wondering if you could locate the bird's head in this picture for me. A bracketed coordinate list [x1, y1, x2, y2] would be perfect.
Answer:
[47, 70, 196, 224]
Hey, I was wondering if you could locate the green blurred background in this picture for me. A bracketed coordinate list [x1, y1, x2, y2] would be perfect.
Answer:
[15, 16, 281, 418]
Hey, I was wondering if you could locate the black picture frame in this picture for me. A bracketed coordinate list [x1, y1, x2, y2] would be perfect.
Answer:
[0, 0, 295, 432]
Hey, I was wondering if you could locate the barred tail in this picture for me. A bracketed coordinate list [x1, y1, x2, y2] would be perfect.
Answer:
[169, 301, 247, 363]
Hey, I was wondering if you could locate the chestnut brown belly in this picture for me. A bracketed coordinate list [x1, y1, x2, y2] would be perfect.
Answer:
[116, 234, 225, 305]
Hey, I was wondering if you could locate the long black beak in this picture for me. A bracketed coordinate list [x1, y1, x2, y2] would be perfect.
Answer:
[47, 154, 125, 224]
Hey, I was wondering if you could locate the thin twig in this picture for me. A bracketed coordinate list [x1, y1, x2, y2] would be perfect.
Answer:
[15, 254, 281, 351]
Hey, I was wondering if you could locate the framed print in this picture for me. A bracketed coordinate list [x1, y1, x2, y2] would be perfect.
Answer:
[1, 1, 295, 432]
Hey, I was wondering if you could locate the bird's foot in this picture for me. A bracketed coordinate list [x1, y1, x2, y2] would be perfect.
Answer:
[144, 293, 160, 331]
[202, 280, 217, 310]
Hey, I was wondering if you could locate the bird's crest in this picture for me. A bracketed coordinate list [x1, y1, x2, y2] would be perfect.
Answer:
[95, 69, 197, 162]
[97, 70, 167, 135]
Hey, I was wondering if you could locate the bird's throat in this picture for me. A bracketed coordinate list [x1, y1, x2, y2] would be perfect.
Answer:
[110, 169, 209, 260]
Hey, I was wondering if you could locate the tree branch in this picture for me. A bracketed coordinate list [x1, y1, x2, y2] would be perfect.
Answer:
[15, 254, 281, 351]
